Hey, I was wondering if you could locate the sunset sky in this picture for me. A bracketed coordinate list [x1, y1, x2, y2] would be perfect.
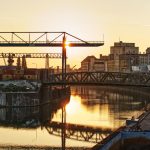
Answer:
[0, 0, 150, 68]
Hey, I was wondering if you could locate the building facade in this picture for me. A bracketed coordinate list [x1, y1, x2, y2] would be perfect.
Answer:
[80, 43, 150, 73]
[0, 66, 38, 80]
[108, 41, 139, 72]
[146, 48, 150, 65]
[119, 54, 139, 72]
[81, 56, 106, 72]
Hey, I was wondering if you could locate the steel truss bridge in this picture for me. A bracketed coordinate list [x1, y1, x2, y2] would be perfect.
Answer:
[47, 71, 150, 86]
[45, 121, 112, 143]
[1, 53, 62, 58]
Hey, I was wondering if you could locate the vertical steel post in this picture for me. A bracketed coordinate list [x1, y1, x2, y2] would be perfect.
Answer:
[29, 33, 30, 44]
[11, 33, 13, 43]
[62, 33, 67, 84]
[61, 107, 66, 150]
[46, 33, 48, 42]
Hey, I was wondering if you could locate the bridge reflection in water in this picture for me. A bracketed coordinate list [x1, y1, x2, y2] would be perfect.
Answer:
[0, 100, 112, 142]
[0, 85, 150, 149]
[46, 121, 112, 143]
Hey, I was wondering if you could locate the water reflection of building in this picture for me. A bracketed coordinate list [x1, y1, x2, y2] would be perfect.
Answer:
[0, 84, 70, 107]
[0, 94, 70, 127]
[0, 84, 70, 127]
[0, 92, 39, 107]
[71, 86, 149, 128]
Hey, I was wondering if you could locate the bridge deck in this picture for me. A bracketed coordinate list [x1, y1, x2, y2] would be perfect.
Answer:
[46, 72, 150, 87]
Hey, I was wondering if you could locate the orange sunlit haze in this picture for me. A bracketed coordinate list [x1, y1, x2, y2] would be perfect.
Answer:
[0, 0, 150, 68]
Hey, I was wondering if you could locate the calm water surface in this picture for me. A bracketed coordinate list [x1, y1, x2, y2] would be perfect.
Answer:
[0, 86, 149, 148]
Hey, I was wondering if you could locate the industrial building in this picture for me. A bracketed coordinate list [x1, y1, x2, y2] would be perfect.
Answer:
[80, 41, 150, 73]
[108, 41, 139, 72]
[81, 56, 106, 72]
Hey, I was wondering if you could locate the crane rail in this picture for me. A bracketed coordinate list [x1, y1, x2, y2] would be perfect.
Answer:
[0, 53, 62, 58]
[0, 41, 103, 47]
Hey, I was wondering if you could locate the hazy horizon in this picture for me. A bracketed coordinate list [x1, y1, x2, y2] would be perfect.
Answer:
[0, 0, 150, 68]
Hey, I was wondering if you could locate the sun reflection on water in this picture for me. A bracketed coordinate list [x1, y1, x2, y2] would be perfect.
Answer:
[53, 95, 115, 129]
[66, 95, 81, 115]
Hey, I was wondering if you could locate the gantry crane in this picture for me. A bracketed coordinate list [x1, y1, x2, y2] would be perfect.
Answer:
[0, 32, 104, 150]
[0, 53, 62, 68]
[0, 32, 104, 80]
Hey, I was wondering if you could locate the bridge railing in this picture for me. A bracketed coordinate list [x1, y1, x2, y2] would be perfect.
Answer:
[46, 71, 150, 86]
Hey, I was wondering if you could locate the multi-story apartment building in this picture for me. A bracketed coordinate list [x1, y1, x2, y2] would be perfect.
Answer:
[108, 41, 139, 72]
[80, 43, 150, 73]
[94, 59, 105, 71]
[110, 41, 139, 57]
[119, 54, 139, 72]
[81, 56, 105, 72]
[139, 53, 148, 65]
[99, 54, 110, 71]
[81, 56, 96, 72]
[119, 53, 149, 72]
[146, 47, 150, 65]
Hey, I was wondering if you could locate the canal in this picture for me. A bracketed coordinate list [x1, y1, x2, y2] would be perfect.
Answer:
[0, 86, 149, 149]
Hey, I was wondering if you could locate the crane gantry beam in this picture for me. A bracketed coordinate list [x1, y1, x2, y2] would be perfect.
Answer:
[0, 32, 104, 83]
[0, 42, 103, 47]
[0, 53, 62, 58]
[0, 32, 104, 47]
